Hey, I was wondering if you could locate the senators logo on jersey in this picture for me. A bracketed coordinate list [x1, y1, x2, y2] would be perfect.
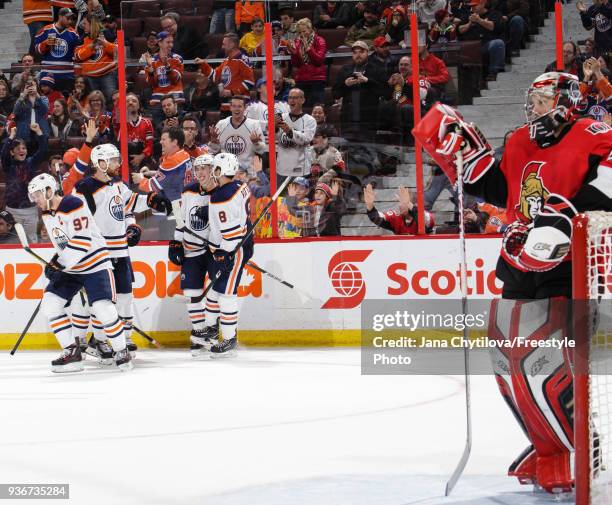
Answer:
[52, 227, 69, 249]
[515, 161, 550, 222]
[224, 135, 247, 156]
[109, 195, 124, 222]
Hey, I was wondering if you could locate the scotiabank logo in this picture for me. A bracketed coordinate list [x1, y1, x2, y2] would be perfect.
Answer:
[322, 250, 372, 309]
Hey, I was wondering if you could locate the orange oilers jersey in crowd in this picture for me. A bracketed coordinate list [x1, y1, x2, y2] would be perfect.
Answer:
[145, 53, 184, 106]
[62, 142, 92, 195]
[50, 0, 74, 8]
[23, 0, 52, 24]
[199, 53, 254, 96]
[234, 1, 264, 26]
[42, 194, 111, 275]
[138, 148, 192, 202]
[74, 37, 117, 77]
[477, 202, 509, 234]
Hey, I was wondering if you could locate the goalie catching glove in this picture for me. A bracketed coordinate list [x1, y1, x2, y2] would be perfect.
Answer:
[502, 194, 577, 272]
[412, 103, 496, 185]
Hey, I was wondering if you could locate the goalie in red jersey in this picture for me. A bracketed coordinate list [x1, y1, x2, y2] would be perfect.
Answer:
[413, 72, 612, 495]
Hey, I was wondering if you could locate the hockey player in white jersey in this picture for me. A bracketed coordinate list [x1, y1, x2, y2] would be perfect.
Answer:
[27, 173, 133, 372]
[72, 144, 171, 360]
[168, 154, 219, 357]
[205, 152, 254, 357]
[209, 96, 265, 174]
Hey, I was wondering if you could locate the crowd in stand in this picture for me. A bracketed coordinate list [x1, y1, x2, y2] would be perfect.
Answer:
[0, 0, 604, 245]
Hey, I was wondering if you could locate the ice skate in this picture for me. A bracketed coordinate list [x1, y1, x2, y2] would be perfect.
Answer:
[210, 337, 237, 359]
[115, 348, 134, 372]
[189, 324, 219, 358]
[125, 335, 137, 358]
[51, 344, 84, 373]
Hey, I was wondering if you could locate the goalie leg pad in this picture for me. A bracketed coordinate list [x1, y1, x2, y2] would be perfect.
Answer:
[489, 298, 575, 493]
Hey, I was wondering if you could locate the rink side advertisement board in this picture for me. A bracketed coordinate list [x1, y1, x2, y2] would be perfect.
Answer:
[0, 236, 503, 349]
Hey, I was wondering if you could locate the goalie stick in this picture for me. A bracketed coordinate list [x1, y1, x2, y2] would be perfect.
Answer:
[171, 200, 315, 300]
[13, 223, 162, 349]
[445, 151, 473, 496]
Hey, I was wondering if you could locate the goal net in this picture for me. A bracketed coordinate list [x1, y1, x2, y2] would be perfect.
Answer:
[574, 212, 612, 505]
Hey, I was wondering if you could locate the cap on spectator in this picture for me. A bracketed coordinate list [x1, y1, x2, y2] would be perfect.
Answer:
[58, 7, 76, 18]
[363, 3, 378, 14]
[315, 182, 333, 198]
[435, 9, 449, 24]
[157, 31, 171, 41]
[63, 147, 79, 167]
[373, 36, 390, 48]
[146, 31, 158, 39]
[271, 20, 282, 29]
[236, 166, 249, 174]
[0, 210, 15, 227]
[39, 74, 55, 88]
[294, 176, 309, 188]
[256, 77, 266, 89]
[351, 40, 369, 52]
[103, 14, 116, 23]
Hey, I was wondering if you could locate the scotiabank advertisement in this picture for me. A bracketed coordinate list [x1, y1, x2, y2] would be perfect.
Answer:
[0, 236, 503, 346]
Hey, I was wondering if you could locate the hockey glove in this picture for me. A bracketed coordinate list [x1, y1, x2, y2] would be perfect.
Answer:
[126, 224, 142, 247]
[44, 254, 65, 283]
[214, 249, 235, 273]
[516, 194, 577, 272]
[168, 240, 185, 266]
[194, 205, 209, 223]
[147, 192, 172, 215]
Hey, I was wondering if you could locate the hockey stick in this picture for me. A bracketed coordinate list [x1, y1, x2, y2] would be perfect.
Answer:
[9, 298, 42, 355]
[171, 201, 315, 300]
[445, 151, 472, 496]
[202, 176, 294, 298]
[15, 224, 160, 348]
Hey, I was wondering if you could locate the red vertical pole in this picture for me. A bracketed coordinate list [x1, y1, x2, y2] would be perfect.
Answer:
[264, 22, 278, 238]
[410, 13, 425, 234]
[555, 1, 564, 71]
[117, 29, 129, 183]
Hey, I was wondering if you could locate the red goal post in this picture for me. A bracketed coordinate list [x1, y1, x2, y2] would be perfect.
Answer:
[573, 212, 612, 505]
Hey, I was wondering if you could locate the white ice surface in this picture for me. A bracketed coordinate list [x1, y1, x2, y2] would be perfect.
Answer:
[0, 349, 572, 505]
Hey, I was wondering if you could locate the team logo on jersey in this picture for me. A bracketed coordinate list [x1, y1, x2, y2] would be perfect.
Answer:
[322, 250, 372, 309]
[157, 65, 169, 87]
[189, 205, 208, 231]
[220, 66, 232, 86]
[51, 227, 69, 250]
[93, 45, 103, 61]
[515, 161, 550, 222]
[108, 195, 124, 221]
[586, 121, 612, 135]
[595, 13, 611, 33]
[224, 135, 247, 156]
[50, 37, 68, 58]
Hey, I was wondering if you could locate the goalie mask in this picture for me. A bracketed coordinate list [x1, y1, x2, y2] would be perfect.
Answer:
[28, 173, 58, 210]
[91, 144, 121, 176]
[525, 72, 582, 148]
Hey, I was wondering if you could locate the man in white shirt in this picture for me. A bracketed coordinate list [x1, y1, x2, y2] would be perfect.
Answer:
[275, 88, 317, 183]
[209, 95, 265, 174]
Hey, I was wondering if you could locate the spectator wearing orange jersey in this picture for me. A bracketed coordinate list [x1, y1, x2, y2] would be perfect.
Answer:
[196, 33, 254, 99]
[144, 31, 185, 108]
[235, 0, 264, 34]
[74, 14, 118, 105]
[477, 201, 509, 234]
